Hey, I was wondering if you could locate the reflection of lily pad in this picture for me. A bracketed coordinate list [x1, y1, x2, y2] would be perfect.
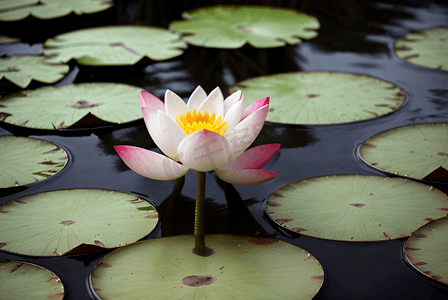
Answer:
[405, 217, 448, 285]
[0, 189, 158, 255]
[0, 0, 113, 21]
[394, 27, 448, 71]
[91, 234, 324, 299]
[359, 123, 448, 181]
[0, 83, 144, 129]
[0, 259, 64, 300]
[230, 72, 405, 124]
[43, 26, 187, 66]
[266, 175, 448, 241]
[0, 56, 69, 88]
[0, 136, 67, 188]
[169, 6, 320, 49]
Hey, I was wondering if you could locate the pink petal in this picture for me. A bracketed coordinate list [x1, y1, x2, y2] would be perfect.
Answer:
[140, 91, 165, 112]
[177, 130, 232, 172]
[114, 146, 189, 180]
[240, 97, 269, 121]
[215, 169, 278, 185]
[219, 144, 280, 170]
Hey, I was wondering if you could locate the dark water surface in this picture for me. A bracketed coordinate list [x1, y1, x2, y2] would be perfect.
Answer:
[1, 0, 448, 299]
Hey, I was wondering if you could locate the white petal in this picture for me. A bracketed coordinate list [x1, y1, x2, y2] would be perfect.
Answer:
[186, 85, 207, 112]
[165, 89, 187, 121]
[151, 111, 187, 161]
[205, 87, 224, 119]
[223, 90, 242, 116]
[223, 98, 244, 136]
[177, 130, 232, 172]
[198, 98, 217, 117]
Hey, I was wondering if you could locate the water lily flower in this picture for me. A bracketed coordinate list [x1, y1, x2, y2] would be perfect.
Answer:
[115, 86, 279, 185]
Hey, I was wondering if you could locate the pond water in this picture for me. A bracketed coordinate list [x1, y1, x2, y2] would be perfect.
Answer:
[1, 0, 448, 299]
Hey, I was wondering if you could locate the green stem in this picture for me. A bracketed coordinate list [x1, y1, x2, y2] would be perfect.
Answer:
[194, 171, 206, 254]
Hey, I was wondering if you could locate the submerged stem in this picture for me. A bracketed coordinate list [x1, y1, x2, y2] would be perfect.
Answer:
[194, 171, 206, 254]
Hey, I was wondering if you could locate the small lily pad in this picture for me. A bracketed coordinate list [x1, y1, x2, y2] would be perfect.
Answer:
[42, 26, 187, 66]
[91, 234, 324, 299]
[0, 259, 64, 300]
[266, 175, 448, 241]
[0, 0, 113, 21]
[0, 189, 158, 256]
[169, 6, 320, 49]
[405, 217, 448, 285]
[394, 27, 448, 71]
[230, 72, 405, 124]
[0, 56, 69, 88]
[359, 123, 448, 181]
[0, 136, 67, 188]
[0, 83, 144, 129]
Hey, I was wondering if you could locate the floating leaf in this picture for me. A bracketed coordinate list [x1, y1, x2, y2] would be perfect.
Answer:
[394, 27, 448, 71]
[0, 83, 144, 129]
[266, 175, 448, 241]
[0, 136, 67, 188]
[0, 36, 20, 44]
[230, 72, 405, 124]
[0, 189, 158, 255]
[405, 217, 448, 285]
[0, 0, 113, 21]
[170, 6, 320, 49]
[0, 259, 64, 300]
[359, 123, 448, 181]
[0, 56, 69, 88]
[42, 26, 187, 66]
[91, 234, 323, 299]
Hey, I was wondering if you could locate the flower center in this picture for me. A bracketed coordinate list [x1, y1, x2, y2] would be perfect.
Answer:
[176, 109, 227, 135]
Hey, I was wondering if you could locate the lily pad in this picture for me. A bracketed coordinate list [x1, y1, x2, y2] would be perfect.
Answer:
[405, 217, 448, 285]
[230, 72, 405, 125]
[169, 6, 320, 49]
[0, 136, 67, 188]
[0, 0, 113, 21]
[0, 83, 144, 129]
[266, 175, 448, 241]
[0, 36, 20, 44]
[0, 259, 64, 300]
[359, 123, 448, 182]
[394, 27, 448, 71]
[0, 189, 158, 256]
[91, 234, 324, 299]
[42, 26, 187, 66]
[0, 56, 69, 88]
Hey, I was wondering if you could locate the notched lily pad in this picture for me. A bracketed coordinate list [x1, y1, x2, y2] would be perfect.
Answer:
[0, 82, 144, 129]
[0, 259, 64, 300]
[230, 72, 405, 125]
[91, 234, 324, 300]
[0, 0, 113, 21]
[0, 136, 67, 188]
[394, 27, 448, 71]
[0, 56, 69, 88]
[359, 123, 448, 182]
[266, 175, 448, 241]
[169, 5, 320, 49]
[0, 189, 158, 256]
[405, 217, 448, 285]
[42, 26, 187, 66]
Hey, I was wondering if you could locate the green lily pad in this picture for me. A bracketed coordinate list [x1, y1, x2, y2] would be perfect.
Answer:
[405, 217, 448, 285]
[0, 0, 113, 21]
[0, 83, 144, 129]
[0, 36, 20, 44]
[394, 27, 448, 71]
[91, 234, 324, 299]
[359, 123, 448, 181]
[230, 72, 405, 124]
[0, 189, 158, 256]
[0, 56, 69, 88]
[0, 136, 67, 188]
[42, 26, 187, 66]
[266, 175, 448, 241]
[169, 6, 320, 49]
[0, 259, 64, 300]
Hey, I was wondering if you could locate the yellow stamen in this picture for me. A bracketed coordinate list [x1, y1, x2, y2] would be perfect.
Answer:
[176, 110, 227, 135]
